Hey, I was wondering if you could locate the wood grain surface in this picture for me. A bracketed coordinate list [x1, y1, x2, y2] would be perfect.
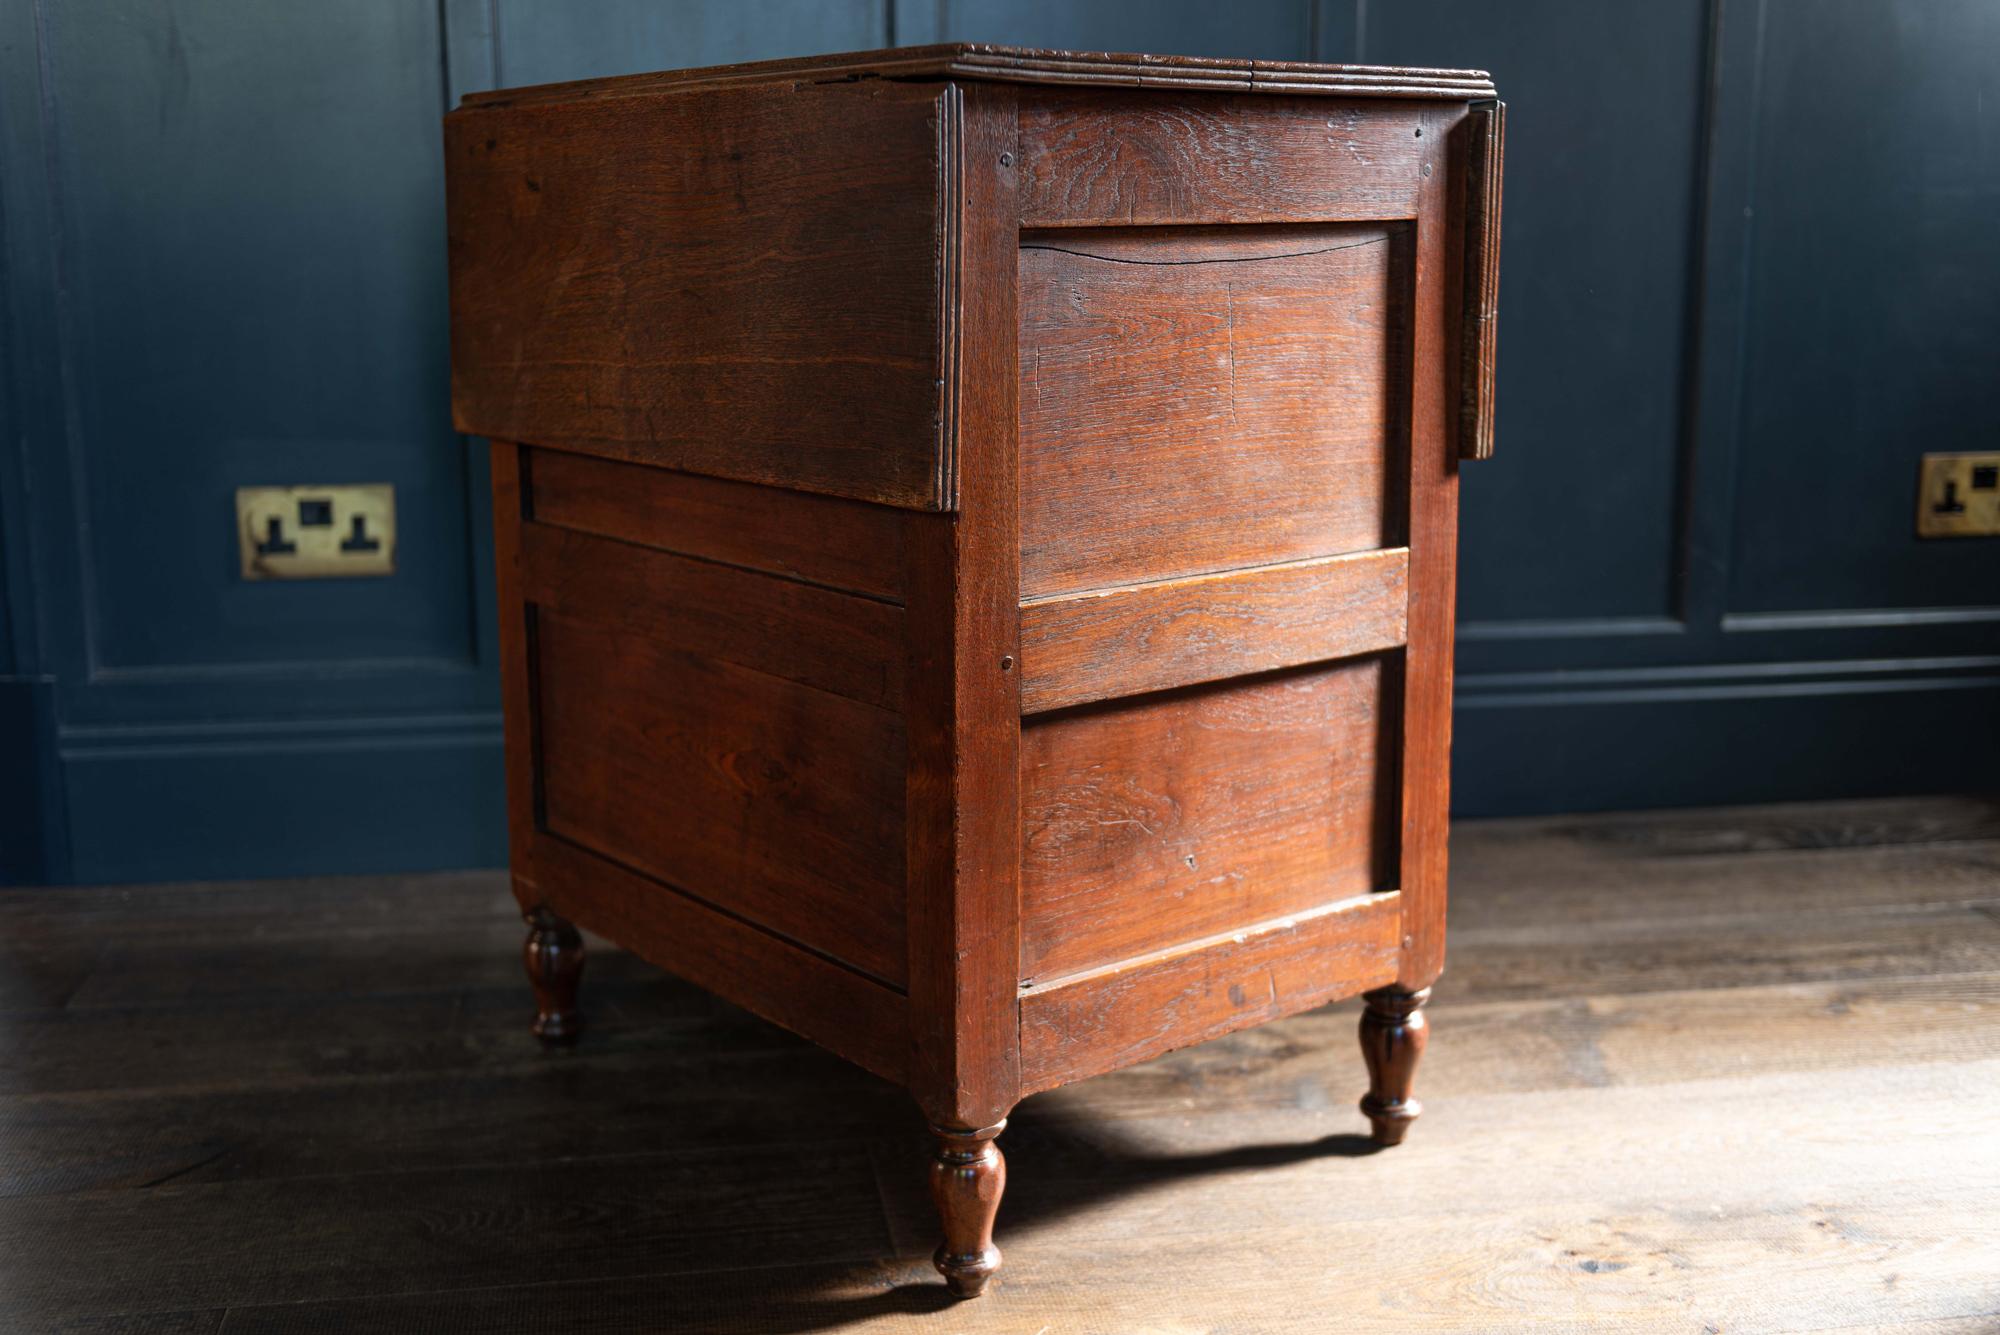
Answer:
[1019, 659, 1396, 983]
[448, 80, 955, 509]
[1, 795, 1995, 1331]
[518, 521, 905, 712]
[528, 449, 907, 602]
[899, 85, 1024, 1132]
[1455, 100, 1505, 462]
[1019, 224, 1405, 598]
[1019, 547, 1408, 713]
[1018, 892, 1402, 1090]
[525, 837, 911, 1084]
[535, 612, 908, 987]
[1020, 92, 1430, 226]
[1395, 104, 1462, 992]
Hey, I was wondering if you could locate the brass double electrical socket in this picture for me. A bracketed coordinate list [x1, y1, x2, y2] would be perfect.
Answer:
[237, 484, 396, 579]
[1916, 453, 2000, 539]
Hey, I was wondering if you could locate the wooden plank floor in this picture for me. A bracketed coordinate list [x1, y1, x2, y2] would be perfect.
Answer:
[2, 795, 1997, 1333]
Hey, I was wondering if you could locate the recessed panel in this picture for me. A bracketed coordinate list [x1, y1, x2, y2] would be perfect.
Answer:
[1019, 658, 1398, 983]
[534, 611, 907, 987]
[1019, 224, 1406, 599]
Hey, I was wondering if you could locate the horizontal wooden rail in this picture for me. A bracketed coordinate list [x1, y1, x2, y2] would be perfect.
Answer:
[518, 521, 905, 712]
[1018, 548, 1409, 713]
[1017, 891, 1402, 1092]
[529, 448, 907, 602]
[525, 836, 911, 1084]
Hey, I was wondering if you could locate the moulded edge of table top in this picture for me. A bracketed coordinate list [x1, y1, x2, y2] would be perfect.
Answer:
[454, 43, 1497, 110]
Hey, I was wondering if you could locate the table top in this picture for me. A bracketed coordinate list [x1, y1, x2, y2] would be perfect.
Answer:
[458, 42, 1497, 109]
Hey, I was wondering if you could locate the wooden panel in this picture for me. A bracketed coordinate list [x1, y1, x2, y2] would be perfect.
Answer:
[902, 85, 1024, 1130]
[1456, 100, 1505, 461]
[446, 79, 954, 510]
[489, 444, 538, 896]
[528, 449, 905, 602]
[1019, 91, 1428, 227]
[1020, 659, 1396, 984]
[1020, 223, 1405, 599]
[1017, 891, 1402, 1092]
[1019, 548, 1409, 714]
[524, 835, 909, 1084]
[1397, 104, 1462, 990]
[533, 612, 907, 988]
[517, 522, 902, 712]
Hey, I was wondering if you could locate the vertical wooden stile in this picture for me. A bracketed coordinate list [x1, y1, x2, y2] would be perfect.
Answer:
[903, 83, 1024, 1132]
[489, 441, 542, 908]
[1397, 104, 1466, 991]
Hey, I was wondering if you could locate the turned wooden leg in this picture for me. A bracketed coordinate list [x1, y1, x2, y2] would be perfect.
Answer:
[1359, 985, 1430, 1145]
[522, 906, 584, 1043]
[930, 1120, 1007, 1299]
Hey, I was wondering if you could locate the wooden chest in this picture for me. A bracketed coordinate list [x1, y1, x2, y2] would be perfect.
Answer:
[446, 44, 1502, 1297]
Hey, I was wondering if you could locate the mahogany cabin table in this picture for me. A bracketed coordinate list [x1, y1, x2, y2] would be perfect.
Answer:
[445, 44, 1503, 1298]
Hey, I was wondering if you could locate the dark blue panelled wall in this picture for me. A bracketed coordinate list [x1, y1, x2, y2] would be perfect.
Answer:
[2, 1, 1996, 884]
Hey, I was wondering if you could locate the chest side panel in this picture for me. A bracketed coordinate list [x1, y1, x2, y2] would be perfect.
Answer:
[512, 448, 913, 993]
[1017, 221, 1414, 984]
[1012, 95, 1460, 1091]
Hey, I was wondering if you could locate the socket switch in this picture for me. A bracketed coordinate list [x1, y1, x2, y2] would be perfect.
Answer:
[237, 484, 396, 579]
[1916, 453, 2000, 539]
